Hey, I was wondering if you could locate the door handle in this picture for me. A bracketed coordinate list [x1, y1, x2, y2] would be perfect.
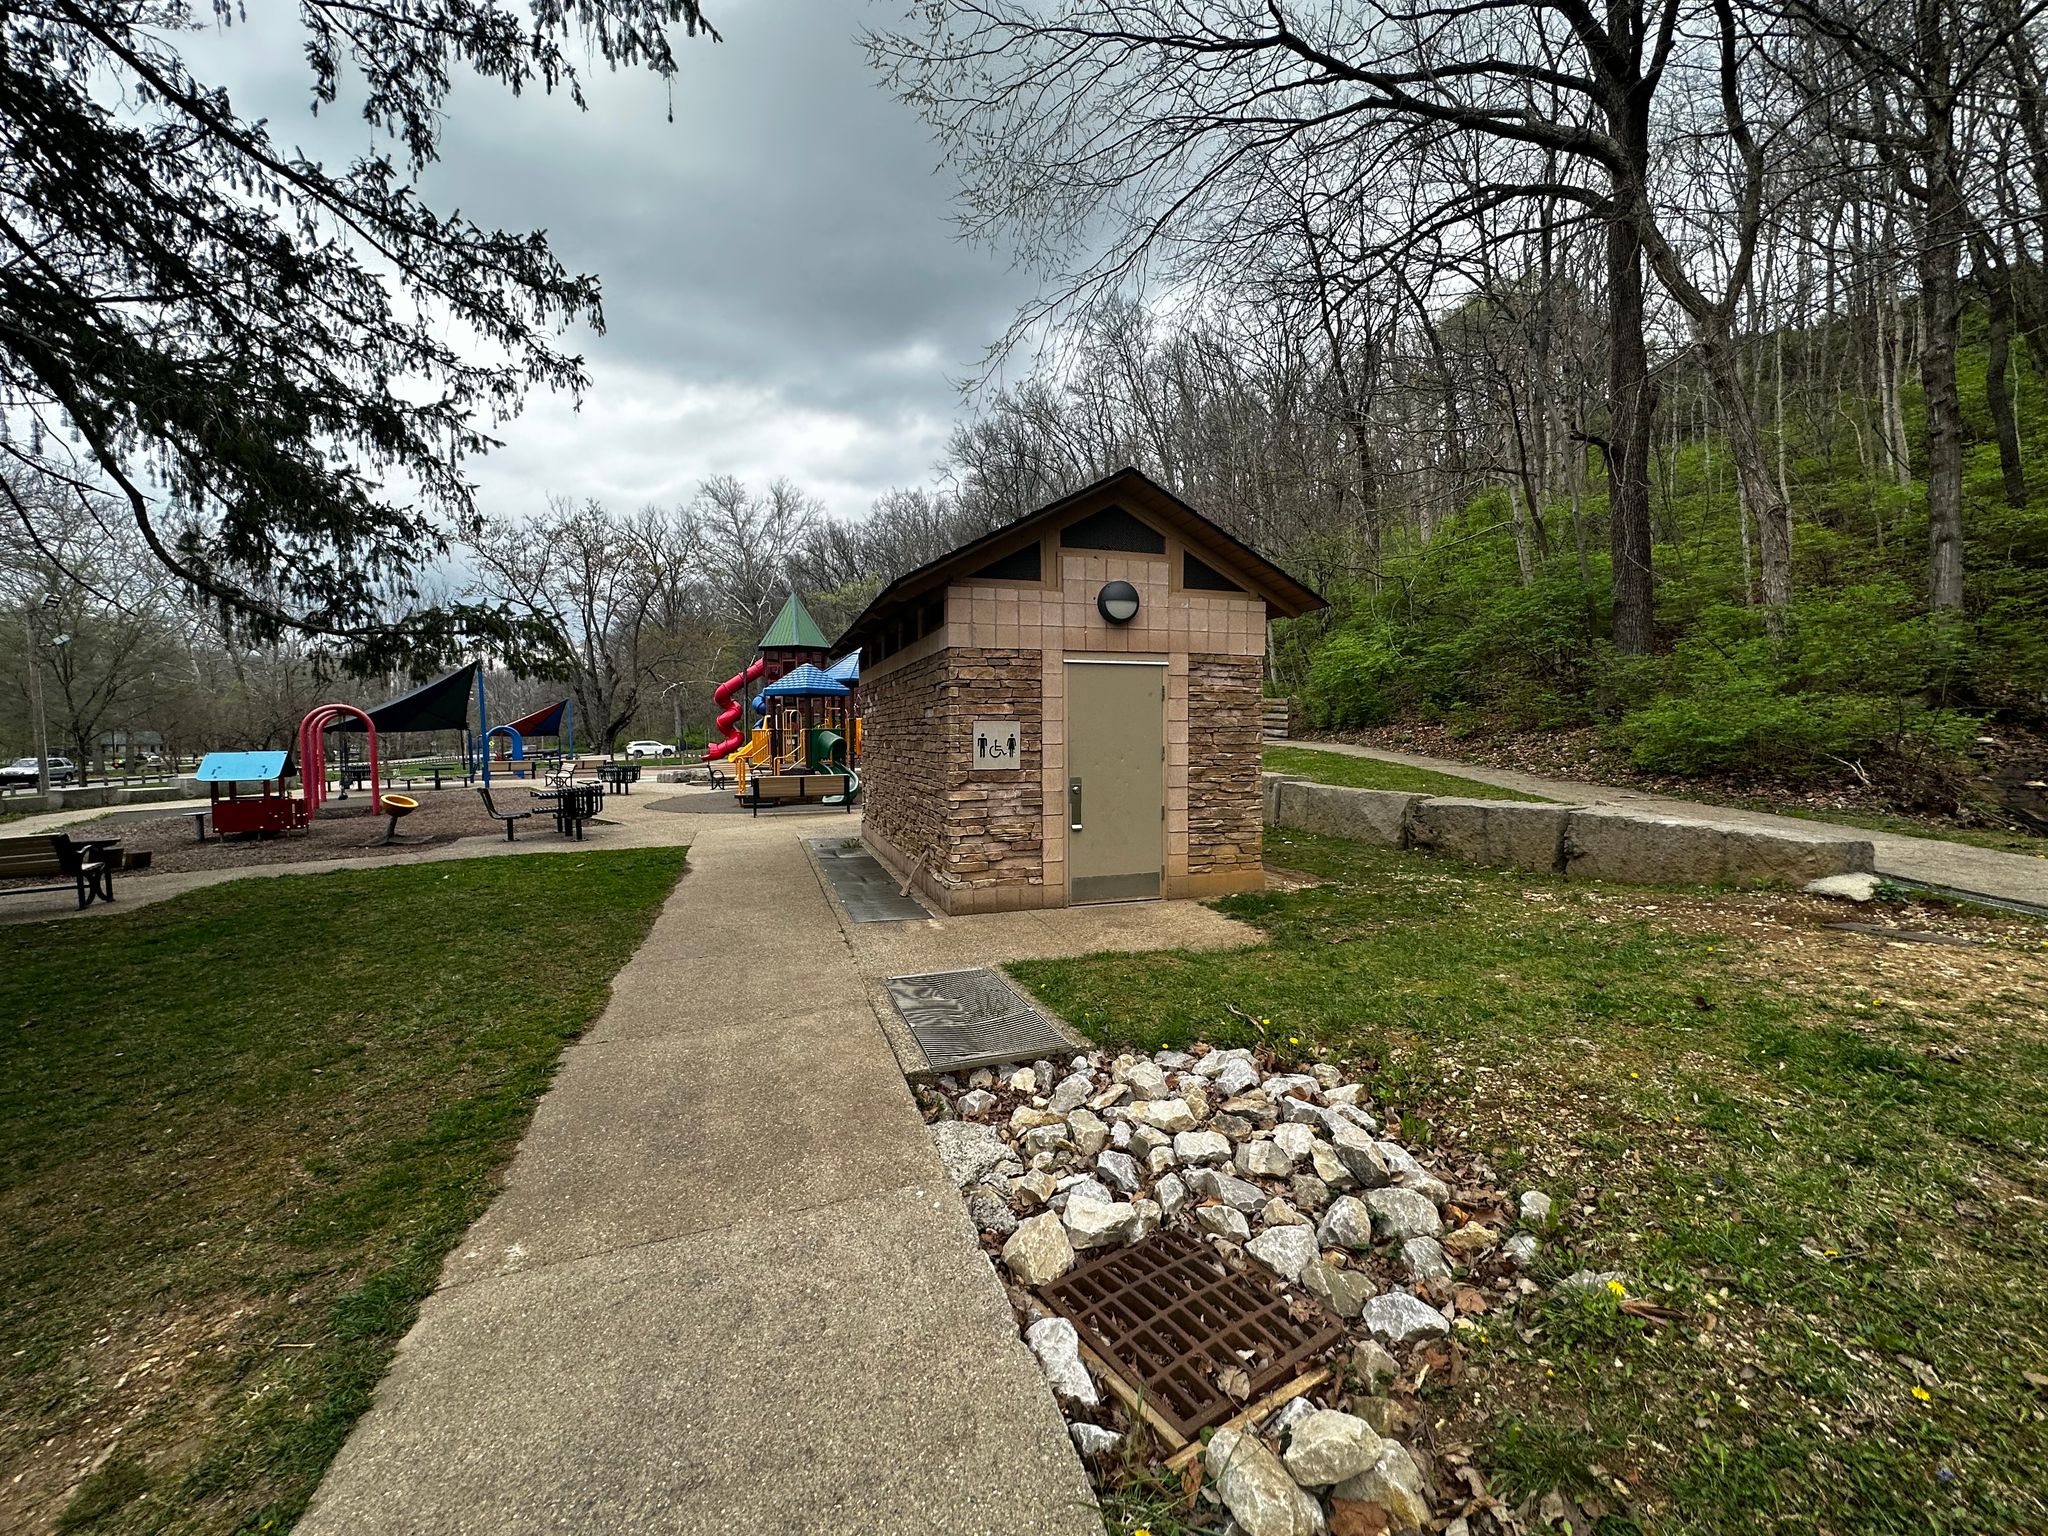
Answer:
[1069, 777, 1083, 831]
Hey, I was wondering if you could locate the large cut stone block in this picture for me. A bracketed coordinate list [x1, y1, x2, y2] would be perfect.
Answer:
[1272, 781, 1419, 848]
[1563, 809, 1873, 885]
[1407, 797, 1567, 872]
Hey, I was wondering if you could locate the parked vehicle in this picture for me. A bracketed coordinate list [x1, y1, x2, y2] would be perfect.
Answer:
[623, 740, 674, 758]
[0, 756, 78, 786]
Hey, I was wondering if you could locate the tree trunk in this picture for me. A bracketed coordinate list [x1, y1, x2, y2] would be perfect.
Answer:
[1918, 77, 1968, 611]
[1980, 261, 2028, 506]
[1607, 214, 1656, 655]
[1697, 323, 1794, 621]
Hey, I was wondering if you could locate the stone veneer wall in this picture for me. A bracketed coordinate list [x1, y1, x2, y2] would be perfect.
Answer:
[859, 648, 947, 887]
[936, 647, 1045, 909]
[1185, 654, 1264, 880]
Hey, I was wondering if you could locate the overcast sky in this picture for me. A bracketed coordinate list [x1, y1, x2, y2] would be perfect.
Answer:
[187, 1, 1031, 523]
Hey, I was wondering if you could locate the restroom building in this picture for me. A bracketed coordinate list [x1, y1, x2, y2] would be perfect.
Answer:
[835, 467, 1325, 913]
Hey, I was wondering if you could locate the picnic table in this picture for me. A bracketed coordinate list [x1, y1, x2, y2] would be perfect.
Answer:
[531, 782, 601, 840]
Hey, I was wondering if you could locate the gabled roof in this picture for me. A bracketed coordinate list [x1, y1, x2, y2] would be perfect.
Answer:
[503, 698, 570, 737]
[831, 467, 1324, 655]
[759, 592, 831, 651]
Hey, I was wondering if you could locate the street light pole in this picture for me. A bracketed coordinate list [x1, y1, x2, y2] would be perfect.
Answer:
[24, 594, 59, 797]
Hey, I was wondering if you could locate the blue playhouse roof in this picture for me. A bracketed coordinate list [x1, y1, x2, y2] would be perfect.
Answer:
[824, 650, 861, 683]
[759, 663, 849, 698]
[195, 751, 289, 782]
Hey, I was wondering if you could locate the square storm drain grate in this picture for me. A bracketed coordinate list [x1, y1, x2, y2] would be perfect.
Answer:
[1039, 1229, 1345, 1439]
[883, 967, 1076, 1074]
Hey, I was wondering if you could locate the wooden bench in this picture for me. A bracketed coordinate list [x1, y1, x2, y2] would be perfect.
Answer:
[0, 833, 122, 909]
[741, 773, 852, 816]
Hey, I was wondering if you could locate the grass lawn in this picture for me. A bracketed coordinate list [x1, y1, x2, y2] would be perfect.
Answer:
[1264, 745, 1553, 802]
[1010, 830, 2048, 1536]
[0, 848, 686, 1535]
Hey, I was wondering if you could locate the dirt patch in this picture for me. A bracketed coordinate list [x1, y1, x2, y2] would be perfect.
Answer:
[6, 790, 509, 885]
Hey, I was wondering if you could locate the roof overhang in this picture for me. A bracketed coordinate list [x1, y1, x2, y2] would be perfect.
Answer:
[831, 467, 1324, 656]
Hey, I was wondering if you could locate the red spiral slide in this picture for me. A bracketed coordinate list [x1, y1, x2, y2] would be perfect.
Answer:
[705, 658, 766, 759]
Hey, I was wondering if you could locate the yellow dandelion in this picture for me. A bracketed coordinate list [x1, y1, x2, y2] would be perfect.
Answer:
[1911, 1386, 1931, 1403]
[1606, 1279, 1627, 1298]
[1288, 1035, 1300, 1045]
[1629, 1071, 1639, 1080]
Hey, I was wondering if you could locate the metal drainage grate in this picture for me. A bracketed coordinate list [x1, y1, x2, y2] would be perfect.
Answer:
[810, 838, 932, 923]
[1039, 1229, 1345, 1439]
[884, 967, 1076, 1074]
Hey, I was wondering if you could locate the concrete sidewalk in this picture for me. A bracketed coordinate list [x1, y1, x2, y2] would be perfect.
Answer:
[1279, 739, 2048, 907]
[296, 810, 1255, 1535]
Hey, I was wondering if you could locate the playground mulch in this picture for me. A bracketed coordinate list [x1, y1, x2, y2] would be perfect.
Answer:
[80, 789, 503, 878]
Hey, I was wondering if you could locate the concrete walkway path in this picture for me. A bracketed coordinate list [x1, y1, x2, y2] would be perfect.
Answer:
[296, 803, 1255, 1535]
[1279, 739, 2048, 907]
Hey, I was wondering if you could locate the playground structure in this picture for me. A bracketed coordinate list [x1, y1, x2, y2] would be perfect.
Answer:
[703, 595, 864, 803]
[195, 751, 311, 838]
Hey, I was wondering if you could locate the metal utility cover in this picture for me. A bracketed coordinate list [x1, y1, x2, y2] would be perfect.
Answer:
[810, 838, 932, 923]
[884, 967, 1075, 1074]
[1039, 1229, 1345, 1439]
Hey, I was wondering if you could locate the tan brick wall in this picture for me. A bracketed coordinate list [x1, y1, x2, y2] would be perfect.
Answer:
[1186, 653, 1263, 878]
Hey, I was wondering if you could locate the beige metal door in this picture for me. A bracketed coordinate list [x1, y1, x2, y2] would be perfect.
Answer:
[1065, 661, 1164, 903]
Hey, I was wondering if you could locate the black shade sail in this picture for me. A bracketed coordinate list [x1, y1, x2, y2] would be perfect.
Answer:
[330, 661, 480, 735]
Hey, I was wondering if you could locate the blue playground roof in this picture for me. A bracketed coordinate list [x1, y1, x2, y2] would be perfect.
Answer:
[195, 751, 289, 782]
[759, 663, 849, 698]
[824, 650, 861, 683]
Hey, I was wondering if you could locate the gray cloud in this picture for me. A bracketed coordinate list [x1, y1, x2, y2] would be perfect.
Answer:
[187, 0, 1027, 518]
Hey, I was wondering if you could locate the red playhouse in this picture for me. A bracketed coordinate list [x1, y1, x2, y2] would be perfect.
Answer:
[195, 751, 307, 837]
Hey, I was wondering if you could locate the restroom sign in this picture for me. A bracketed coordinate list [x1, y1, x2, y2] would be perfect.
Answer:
[973, 719, 1022, 768]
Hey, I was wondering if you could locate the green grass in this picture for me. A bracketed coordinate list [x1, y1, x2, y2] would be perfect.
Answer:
[1263, 745, 1553, 802]
[0, 848, 686, 1534]
[1009, 830, 2048, 1536]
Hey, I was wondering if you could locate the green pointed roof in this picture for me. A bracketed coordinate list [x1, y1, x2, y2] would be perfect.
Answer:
[759, 592, 830, 651]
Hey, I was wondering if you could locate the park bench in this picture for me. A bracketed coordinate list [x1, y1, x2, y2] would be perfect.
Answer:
[741, 772, 852, 816]
[476, 787, 534, 841]
[0, 832, 122, 909]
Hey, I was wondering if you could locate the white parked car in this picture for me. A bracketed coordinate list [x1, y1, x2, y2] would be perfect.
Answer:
[623, 740, 674, 758]
[0, 755, 78, 785]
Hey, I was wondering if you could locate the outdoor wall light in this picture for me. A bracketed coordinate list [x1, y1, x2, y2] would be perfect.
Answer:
[1096, 580, 1141, 625]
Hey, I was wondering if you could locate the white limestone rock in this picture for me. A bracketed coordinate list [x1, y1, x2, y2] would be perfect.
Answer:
[1246, 1223, 1319, 1283]
[1195, 1203, 1252, 1242]
[1064, 1198, 1140, 1250]
[1048, 1073, 1094, 1113]
[1362, 1291, 1451, 1346]
[1128, 1098, 1199, 1133]
[1301, 1258, 1374, 1319]
[1260, 1197, 1310, 1228]
[1096, 1150, 1144, 1195]
[1503, 1232, 1541, 1268]
[957, 1088, 997, 1117]
[1317, 1194, 1374, 1251]
[1284, 1409, 1384, 1486]
[1805, 871, 1882, 902]
[1069, 1422, 1122, 1458]
[1363, 1186, 1443, 1240]
[1271, 1122, 1319, 1162]
[1175, 1129, 1234, 1166]
[1238, 1139, 1296, 1178]
[1329, 1124, 1394, 1188]
[1400, 1236, 1453, 1285]
[1189, 1166, 1268, 1213]
[1518, 1190, 1554, 1226]
[1331, 1440, 1431, 1533]
[1121, 1059, 1172, 1100]
[1002, 1212, 1075, 1286]
[1023, 1316, 1099, 1407]
[1155, 1172, 1190, 1218]
[1206, 1427, 1324, 1536]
